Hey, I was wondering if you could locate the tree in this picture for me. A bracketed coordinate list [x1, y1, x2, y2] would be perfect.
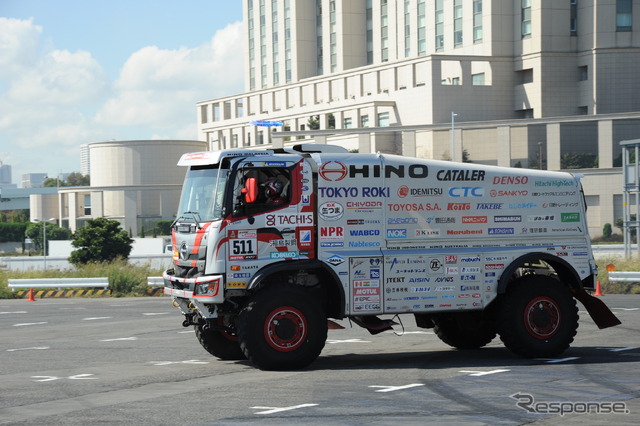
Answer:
[25, 222, 71, 253]
[602, 223, 612, 239]
[43, 172, 90, 187]
[69, 217, 133, 266]
[615, 214, 636, 241]
[307, 115, 320, 130]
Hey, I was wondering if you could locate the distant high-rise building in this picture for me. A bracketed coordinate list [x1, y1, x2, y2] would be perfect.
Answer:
[21, 173, 48, 188]
[80, 144, 90, 176]
[0, 161, 12, 187]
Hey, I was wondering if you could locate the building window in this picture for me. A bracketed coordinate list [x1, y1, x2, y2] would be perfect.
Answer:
[84, 194, 91, 216]
[404, 0, 411, 57]
[617, 0, 632, 31]
[360, 114, 369, 128]
[417, 0, 426, 55]
[472, 73, 485, 85]
[272, 0, 279, 85]
[366, 0, 373, 64]
[284, 0, 292, 82]
[381, 0, 389, 62]
[516, 108, 534, 119]
[522, 0, 531, 38]
[454, 0, 463, 47]
[578, 106, 588, 115]
[378, 112, 390, 127]
[473, 0, 483, 42]
[330, 0, 337, 72]
[259, 0, 267, 88]
[578, 65, 588, 81]
[435, 0, 444, 50]
[570, 0, 578, 35]
[316, 0, 323, 74]
[232, 134, 238, 148]
[451, 77, 461, 86]
[200, 105, 208, 123]
[517, 68, 533, 84]
[248, 1, 255, 90]
[343, 117, 353, 129]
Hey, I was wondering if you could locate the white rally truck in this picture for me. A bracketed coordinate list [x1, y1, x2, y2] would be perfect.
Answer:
[163, 144, 620, 370]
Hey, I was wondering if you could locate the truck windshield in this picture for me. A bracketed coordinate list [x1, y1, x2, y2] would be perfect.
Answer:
[177, 166, 228, 222]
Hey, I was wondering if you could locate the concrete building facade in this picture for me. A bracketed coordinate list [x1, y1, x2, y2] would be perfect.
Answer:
[195, 0, 640, 237]
[30, 140, 207, 235]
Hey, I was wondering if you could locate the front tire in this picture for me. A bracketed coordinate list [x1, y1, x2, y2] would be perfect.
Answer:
[237, 284, 327, 370]
[195, 316, 246, 360]
[497, 275, 578, 358]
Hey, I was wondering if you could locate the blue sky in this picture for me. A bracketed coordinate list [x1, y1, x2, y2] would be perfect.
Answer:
[0, 0, 244, 185]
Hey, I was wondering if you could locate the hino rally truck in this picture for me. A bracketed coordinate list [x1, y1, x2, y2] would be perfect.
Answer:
[163, 144, 620, 370]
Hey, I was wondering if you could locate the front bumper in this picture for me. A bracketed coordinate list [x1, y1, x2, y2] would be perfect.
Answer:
[162, 270, 224, 304]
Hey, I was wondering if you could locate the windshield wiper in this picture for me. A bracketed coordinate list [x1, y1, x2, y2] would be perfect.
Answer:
[171, 211, 202, 230]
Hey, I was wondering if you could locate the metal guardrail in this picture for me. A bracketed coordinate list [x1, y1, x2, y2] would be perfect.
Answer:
[608, 271, 640, 283]
[8, 276, 165, 291]
[147, 277, 164, 287]
[8, 277, 109, 291]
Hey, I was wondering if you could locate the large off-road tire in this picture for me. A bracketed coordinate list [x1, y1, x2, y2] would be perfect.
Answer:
[237, 284, 327, 370]
[433, 312, 497, 350]
[195, 316, 246, 361]
[497, 275, 578, 358]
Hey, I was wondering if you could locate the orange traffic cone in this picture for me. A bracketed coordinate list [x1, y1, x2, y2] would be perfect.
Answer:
[594, 280, 603, 297]
[27, 288, 36, 302]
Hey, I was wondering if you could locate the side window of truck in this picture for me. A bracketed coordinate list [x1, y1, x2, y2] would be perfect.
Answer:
[233, 167, 291, 217]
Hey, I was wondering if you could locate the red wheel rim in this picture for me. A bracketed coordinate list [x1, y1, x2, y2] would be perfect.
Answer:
[264, 306, 307, 352]
[524, 296, 561, 339]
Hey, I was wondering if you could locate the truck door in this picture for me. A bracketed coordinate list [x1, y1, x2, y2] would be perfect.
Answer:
[225, 159, 314, 288]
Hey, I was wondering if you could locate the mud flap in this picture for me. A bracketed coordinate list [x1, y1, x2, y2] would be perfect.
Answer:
[351, 316, 398, 335]
[572, 288, 621, 329]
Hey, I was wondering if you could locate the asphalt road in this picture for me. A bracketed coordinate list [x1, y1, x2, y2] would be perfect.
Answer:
[1, 295, 639, 425]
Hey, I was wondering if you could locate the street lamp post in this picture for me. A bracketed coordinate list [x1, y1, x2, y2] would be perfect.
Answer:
[34, 218, 55, 270]
[451, 112, 458, 162]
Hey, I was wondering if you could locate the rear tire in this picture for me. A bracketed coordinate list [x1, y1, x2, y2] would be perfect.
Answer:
[497, 275, 578, 358]
[195, 316, 246, 361]
[433, 312, 497, 350]
[237, 284, 327, 370]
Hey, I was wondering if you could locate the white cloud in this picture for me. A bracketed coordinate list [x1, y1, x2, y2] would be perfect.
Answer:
[96, 21, 244, 127]
[0, 18, 244, 184]
[0, 17, 42, 78]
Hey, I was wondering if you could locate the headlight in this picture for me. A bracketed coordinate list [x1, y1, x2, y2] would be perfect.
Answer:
[195, 279, 220, 296]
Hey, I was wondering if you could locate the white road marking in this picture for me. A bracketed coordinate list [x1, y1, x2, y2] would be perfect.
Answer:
[142, 312, 169, 316]
[150, 360, 209, 366]
[0, 311, 27, 314]
[178, 330, 195, 333]
[369, 384, 425, 392]
[534, 357, 580, 363]
[13, 322, 47, 327]
[326, 338, 372, 344]
[596, 347, 639, 352]
[7, 346, 50, 352]
[82, 317, 112, 321]
[100, 337, 138, 342]
[612, 308, 639, 311]
[32, 374, 97, 382]
[251, 403, 318, 414]
[459, 369, 511, 376]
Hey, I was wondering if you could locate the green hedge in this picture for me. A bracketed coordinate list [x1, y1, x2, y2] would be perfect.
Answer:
[0, 223, 28, 243]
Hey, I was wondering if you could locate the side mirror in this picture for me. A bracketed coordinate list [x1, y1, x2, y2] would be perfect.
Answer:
[242, 177, 258, 203]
